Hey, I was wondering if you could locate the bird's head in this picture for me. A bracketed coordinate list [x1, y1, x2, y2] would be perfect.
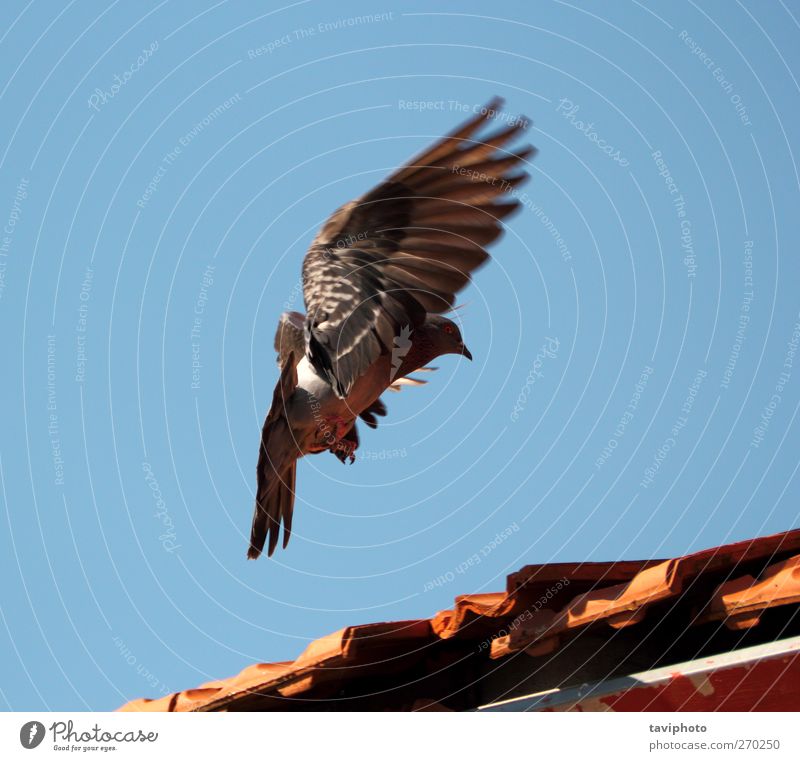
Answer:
[426, 315, 472, 361]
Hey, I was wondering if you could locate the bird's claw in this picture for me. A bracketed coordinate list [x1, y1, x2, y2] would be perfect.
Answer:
[331, 439, 356, 465]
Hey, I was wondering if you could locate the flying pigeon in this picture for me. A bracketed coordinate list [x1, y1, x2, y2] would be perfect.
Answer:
[248, 97, 533, 558]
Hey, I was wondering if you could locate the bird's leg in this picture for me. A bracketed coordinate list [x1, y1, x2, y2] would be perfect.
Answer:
[330, 424, 358, 465]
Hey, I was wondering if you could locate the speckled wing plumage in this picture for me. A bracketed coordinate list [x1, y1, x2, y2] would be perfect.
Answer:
[301, 97, 533, 398]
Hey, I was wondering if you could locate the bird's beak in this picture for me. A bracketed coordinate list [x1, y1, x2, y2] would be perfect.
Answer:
[461, 344, 473, 361]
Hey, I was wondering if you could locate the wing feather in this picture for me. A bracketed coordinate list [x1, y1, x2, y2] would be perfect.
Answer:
[301, 97, 533, 397]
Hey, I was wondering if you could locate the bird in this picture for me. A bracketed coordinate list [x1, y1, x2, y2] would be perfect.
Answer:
[248, 96, 533, 559]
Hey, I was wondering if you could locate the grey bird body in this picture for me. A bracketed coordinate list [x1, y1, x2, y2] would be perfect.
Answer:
[284, 354, 391, 453]
[248, 97, 533, 559]
[281, 317, 467, 456]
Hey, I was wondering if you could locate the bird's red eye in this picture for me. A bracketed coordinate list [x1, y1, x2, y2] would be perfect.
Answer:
[444, 325, 454, 334]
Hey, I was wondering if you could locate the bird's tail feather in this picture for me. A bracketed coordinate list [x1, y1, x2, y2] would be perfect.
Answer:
[248, 352, 299, 559]
[248, 455, 296, 559]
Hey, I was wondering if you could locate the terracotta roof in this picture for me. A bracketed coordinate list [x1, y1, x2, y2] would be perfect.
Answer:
[119, 528, 800, 711]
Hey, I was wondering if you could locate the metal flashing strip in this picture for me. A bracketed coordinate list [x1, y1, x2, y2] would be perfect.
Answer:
[478, 635, 800, 712]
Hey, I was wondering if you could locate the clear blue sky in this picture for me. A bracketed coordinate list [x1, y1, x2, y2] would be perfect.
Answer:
[1, 0, 799, 711]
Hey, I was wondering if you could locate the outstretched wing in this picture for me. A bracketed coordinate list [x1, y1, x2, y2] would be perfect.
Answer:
[302, 96, 533, 398]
